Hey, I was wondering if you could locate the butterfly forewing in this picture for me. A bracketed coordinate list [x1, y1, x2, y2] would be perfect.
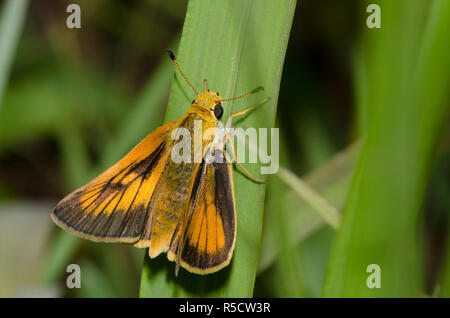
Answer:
[51, 122, 176, 242]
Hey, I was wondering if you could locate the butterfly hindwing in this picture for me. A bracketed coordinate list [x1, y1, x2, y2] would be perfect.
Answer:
[51, 122, 176, 242]
[168, 148, 236, 274]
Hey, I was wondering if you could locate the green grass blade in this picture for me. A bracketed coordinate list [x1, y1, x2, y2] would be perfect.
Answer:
[0, 0, 29, 107]
[258, 142, 359, 273]
[140, 0, 296, 297]
[323, 0, 450, 297]
[259, 174, 307, 297]
[277, 167, 341, 229]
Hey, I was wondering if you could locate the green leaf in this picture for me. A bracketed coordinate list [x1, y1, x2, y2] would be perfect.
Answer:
[140, 0, 296, 297]
[323, 0, 450, 297]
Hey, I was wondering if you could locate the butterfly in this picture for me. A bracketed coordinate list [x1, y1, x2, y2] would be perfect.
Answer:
[51, 50, 269, 275]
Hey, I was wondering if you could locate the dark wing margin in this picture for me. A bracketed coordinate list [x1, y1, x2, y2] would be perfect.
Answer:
[51, 122, 175, 243]
[168, 148, 236, 274]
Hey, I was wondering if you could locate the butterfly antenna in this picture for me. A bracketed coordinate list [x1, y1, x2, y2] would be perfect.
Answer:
[222, 86, 264, 101]
[167, 49, 198, 95]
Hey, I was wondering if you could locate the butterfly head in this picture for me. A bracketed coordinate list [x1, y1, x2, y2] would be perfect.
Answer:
[193, 90, 223, 120]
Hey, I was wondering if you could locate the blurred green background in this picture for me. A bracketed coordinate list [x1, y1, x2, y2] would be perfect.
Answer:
[0, 0, 448, 297]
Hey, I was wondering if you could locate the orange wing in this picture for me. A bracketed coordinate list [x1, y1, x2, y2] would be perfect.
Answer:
[51, 121, 176, 243]
[167, 149, 236, 274]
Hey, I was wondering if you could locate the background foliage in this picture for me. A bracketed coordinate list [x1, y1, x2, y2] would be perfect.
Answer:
[0, 0, 448, 297]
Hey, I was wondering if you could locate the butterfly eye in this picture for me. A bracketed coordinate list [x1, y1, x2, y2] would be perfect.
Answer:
[213, 103, 223, 119]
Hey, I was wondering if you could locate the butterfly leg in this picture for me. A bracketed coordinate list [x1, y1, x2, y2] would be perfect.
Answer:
[223, 97, 270, 183]
[225, 97, 270, 130]
[224, 133, 265, 184]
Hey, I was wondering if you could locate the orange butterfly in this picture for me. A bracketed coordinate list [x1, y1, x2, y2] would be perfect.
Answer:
[51, 50, 268, 275]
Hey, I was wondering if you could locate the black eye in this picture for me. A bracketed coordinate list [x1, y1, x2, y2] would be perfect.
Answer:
[213, 103, 223, 119]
